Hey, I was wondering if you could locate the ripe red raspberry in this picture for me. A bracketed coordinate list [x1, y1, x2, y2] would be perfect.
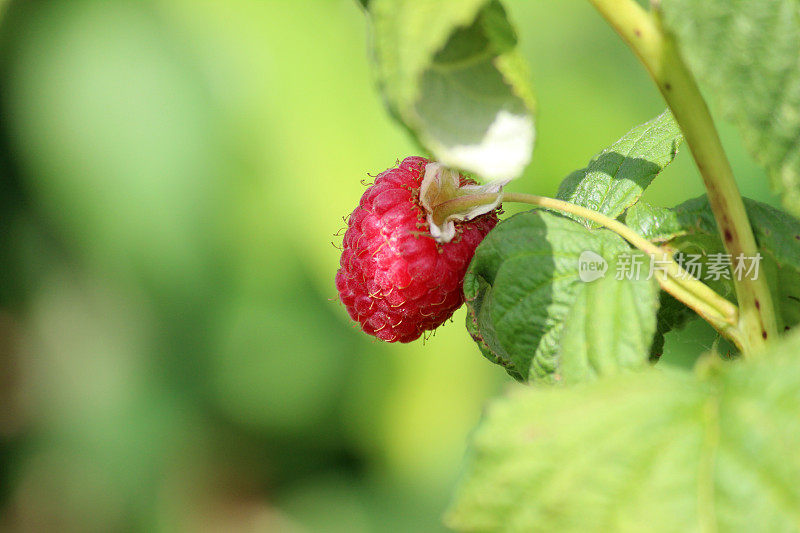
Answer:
[336, 157, 498, 343]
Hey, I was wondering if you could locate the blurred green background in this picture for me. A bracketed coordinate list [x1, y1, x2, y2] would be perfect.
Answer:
[0, 0, 779, 531]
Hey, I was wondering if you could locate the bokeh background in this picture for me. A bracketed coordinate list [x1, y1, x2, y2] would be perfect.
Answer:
[0, 0, 780, 531]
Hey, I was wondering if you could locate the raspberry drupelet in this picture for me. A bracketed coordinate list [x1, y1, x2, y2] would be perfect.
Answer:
[335, 156, 499, 342]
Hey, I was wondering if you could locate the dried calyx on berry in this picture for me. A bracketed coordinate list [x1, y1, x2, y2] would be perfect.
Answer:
[419, 162, 508, 243]
[335, 157, 507, 343]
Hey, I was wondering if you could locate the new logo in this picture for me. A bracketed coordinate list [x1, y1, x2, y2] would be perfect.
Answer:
[578, 250, 607, 282]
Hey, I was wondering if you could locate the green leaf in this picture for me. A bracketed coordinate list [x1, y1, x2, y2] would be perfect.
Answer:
[366, 0, 535, 180]
[465, 210, 659, 384]
[623, 200, 692, 244]
[659, 0, 800, 216]
[556, 110, 682, 227]
[649, 291, 696, 360]
[447, 331, 800, 532]
[629, 196, 800, 268]
[625, 196, 800, 333]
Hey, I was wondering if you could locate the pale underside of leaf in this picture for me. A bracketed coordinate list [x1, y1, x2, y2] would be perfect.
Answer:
[660, 0, 800, 216]
[368, 0, 535, 180]
[447, 331, 800, 532]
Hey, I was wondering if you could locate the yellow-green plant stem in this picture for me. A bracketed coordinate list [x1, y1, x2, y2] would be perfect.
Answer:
[587, 0, 777, 356]
[433, 192, 744, 350]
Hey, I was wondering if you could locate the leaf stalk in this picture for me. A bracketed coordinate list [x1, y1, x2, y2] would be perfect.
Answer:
[433, 192, 744, 350]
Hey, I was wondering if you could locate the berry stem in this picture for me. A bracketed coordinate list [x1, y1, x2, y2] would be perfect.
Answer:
[433, 192, 744, 350]
[586, 0, 777, 356]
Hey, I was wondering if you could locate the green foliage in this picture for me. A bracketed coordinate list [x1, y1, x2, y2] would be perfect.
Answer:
[626, 196, 800, 331]
[649, 291, 694, 359]
[9, 0, 800, 529]
[629, 197, 800, 268]
[557, 110, 683, 227]
[359, 0, 800, 530]
[446, 331, 800, 532]
[464, 111, 695, 382]
[659, 0, 800, 216]
[364, 0, 535, 179]
[549, 111, 687, 357]
[465, 210, 659, 384]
